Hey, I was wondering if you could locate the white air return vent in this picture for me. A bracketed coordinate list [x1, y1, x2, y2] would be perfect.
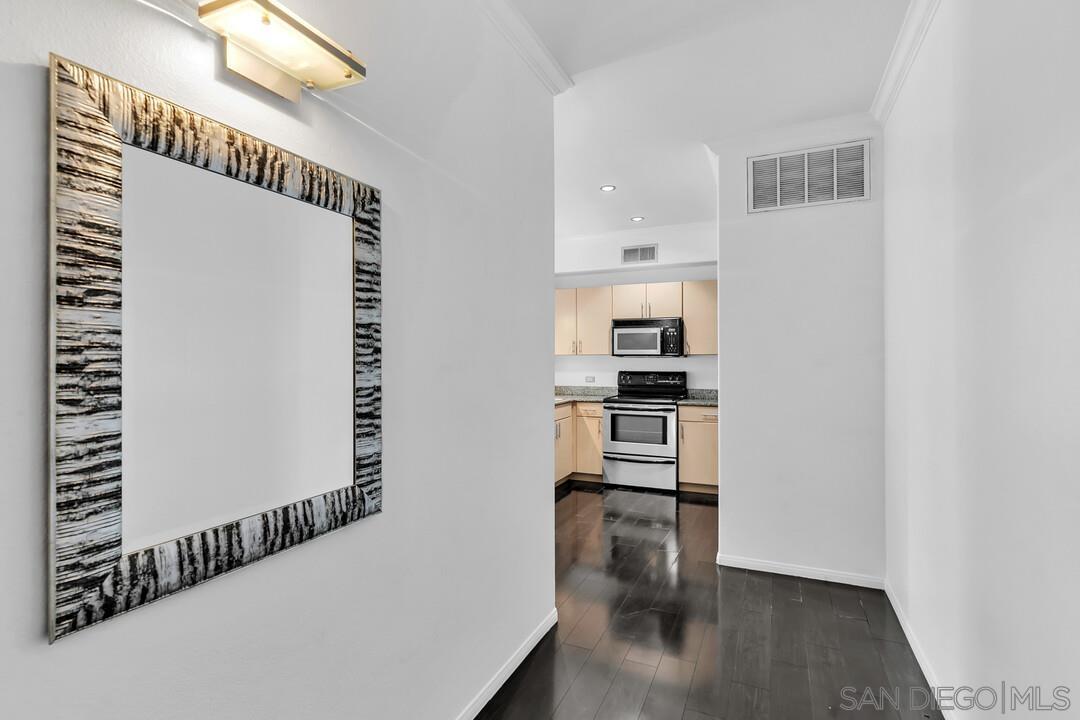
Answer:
[748, 139, 869, 213]
[621, 244, 658, 264]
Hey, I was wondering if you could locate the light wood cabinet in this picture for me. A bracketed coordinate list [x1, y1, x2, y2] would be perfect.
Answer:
[575, 415, 603, 475]
[555, 286, 612, 355]
[555, 415, 574, 482]
[611, 282, 684, 319]
[682, 279, 717, 355]
[612, 283, 647, 318]
[679, 408, 718, 487]
[575, 286, 612, 355]
[574, 403, 604, 475]
[555, 288, 577, 356]
[646, 282, 683, 318]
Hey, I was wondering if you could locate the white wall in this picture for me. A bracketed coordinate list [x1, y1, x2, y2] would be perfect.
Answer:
[555, 355, 718, 391]
[554, 264, 719, 390]
[708, 114, 885, 584]
[555, 220, 716, 273]
[883, 0, 1080, 704]
[0, 1, 554, 718]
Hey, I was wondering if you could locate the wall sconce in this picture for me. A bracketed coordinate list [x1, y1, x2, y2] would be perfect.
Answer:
[198, 0, 366, 103]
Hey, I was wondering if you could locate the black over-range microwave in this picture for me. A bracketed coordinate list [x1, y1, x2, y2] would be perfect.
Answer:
[611, 318, 684, 357]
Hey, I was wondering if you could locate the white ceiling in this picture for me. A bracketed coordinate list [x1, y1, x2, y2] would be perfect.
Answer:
[509, 0, 910, 239]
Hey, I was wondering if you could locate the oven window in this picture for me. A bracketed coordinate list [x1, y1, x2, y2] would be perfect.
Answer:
[615, 331, 659, 351]
[611, 413, 668, 445]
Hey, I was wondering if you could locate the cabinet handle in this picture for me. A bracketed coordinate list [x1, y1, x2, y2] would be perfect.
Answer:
[640, 302, 644, 318]
[555, 423, 559, 439]
[648, 303, 652, 317]
[680, 424, 684, 441]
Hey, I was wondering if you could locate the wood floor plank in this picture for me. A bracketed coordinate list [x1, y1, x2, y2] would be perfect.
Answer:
[715, 567, 749, 633]
[875, 639, 944, 720]
[595, 659, 658, 720]
[625, 609, 680, 667]
[858, 589, 908, 643]
[771, 575, 803, 603]
[682, 712, 720, 720]
[835, 618, 899, 719]
[553, 630, 632, 720]
[806, 643, 850, 720]
[771, 598, 809, 668]
[661, 612, 708, 665]
[725, 681, 771, 720]
[769, 661, 813, 720]
[479, 631, 591, 720]
[684, 625, 739, 716]
[743, 571, 775, 615]
[565, 600, 614, 650]
[828, 584, 867, 621]
[638, 656, 696, 720]
[733, 610, 773, 689]
[801, 580, 841, 650]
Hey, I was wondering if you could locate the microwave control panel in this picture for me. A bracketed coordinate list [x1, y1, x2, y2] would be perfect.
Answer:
[662, 327, 681, 354]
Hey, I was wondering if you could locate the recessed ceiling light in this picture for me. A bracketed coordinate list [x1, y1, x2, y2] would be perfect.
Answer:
[630, 216, 645, 223]
[600, 185, 616, 192]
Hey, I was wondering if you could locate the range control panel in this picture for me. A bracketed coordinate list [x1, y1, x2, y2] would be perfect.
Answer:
[617, 371, 688, 389]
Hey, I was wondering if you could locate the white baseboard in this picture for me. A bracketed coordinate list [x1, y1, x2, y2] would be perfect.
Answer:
[883, 581, 954, 720]
[455, 607, 559, 720]
[716, 552, 884, 589]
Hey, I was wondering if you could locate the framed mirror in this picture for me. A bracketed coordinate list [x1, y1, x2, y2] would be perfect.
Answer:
[48, 56, 382, 642]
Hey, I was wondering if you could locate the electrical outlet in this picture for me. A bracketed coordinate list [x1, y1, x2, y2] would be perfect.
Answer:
[585, 376, 595, 383]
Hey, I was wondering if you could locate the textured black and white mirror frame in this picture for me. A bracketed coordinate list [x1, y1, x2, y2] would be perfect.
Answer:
[48, 56, 382, 642]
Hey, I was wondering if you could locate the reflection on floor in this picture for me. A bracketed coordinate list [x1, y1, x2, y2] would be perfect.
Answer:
[479, 486, 940, 720]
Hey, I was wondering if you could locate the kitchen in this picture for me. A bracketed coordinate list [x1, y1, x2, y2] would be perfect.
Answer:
[553, 278, 718, 494]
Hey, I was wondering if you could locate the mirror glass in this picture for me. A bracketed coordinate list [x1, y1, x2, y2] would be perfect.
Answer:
[120, 146, 354, 553]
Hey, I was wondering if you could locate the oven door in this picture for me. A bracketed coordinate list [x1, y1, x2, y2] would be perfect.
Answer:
[612, 326, 662, 356]
[603, 404, 677, 458]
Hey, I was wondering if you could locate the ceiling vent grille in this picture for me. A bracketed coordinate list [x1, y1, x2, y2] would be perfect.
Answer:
[622, 244, 658, 264]
[748, 139, 869, 213]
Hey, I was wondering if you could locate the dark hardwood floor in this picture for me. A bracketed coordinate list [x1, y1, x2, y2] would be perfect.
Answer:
[478, 486, 941, 720]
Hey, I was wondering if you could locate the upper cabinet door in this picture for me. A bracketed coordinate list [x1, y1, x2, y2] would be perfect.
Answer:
[682, 279, 717, 355]
[576, 286, 612, 355]
[646, 282, 683, 318]
[612, 283, 646, 318]
[555, 288, 577, 356]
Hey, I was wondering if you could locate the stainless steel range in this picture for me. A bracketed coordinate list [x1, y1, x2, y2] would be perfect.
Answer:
[602, 371, 687, 491]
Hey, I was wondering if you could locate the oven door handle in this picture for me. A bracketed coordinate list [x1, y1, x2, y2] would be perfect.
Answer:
[603, 454, 677, 465]
[603, 405, 676, 413]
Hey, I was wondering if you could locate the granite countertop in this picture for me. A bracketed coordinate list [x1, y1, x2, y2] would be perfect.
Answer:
[555, 387, 717, 407]
[678, 390, 718, 407]
[554, 386, 614, 407]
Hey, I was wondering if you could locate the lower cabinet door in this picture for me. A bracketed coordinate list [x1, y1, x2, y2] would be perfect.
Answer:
[575, 415, 603, 475]
[679, 421, 718, 486]
[555, 417, 574, 481]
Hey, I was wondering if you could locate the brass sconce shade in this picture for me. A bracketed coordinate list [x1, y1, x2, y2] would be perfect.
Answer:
[198, 0, 366, 102]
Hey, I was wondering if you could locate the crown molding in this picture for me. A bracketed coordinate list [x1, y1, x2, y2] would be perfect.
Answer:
[476, 0, 573, 95]
[870, 0, 942, 124]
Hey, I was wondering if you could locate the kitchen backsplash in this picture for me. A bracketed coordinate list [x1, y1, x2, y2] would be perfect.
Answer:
[554, 354, 718, 390]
